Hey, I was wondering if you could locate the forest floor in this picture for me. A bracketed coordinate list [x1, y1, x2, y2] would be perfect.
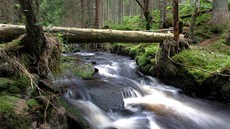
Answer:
[198, 35, 219, 47]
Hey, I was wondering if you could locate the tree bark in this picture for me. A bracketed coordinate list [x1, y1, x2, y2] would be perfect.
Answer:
[159, 0, 167, 28]
[0, 24, 174, 43]
[18, 0, 45, 57]
[94, 0, 100, 29]
[210, 0, 229, 25]
[172, 0, 179, 41]
[135, 0, 153, 30]
[189, 0, 199, 43]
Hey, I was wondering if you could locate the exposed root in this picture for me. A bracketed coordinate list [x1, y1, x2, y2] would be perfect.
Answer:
[157, 39, 190, 77]
[160, 39, 190, 58]
[0, 49, 43, 94]
[37, 33, 61, 78]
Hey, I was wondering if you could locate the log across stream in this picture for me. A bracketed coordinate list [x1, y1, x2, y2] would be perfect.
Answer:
[55, 51, 230, 129]
[0, 24, 173, 43]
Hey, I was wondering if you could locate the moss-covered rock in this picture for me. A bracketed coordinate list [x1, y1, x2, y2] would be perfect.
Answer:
[0, 96, 31, 129]
[0, 78, 15, 91]
[57, 97, 90, 129]
[203, 69, 230, 101]
[102, 41, 229, 102]
[0, 76, 30, 95]
[207, 24, 230, 55]
[172, 48, 229, 84]
[61, 56, 94, 79]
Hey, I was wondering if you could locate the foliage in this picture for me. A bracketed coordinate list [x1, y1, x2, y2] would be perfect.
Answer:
[111, 43, 159, 75]
[179, 0, 212, 26]
[206, 24, 230, 55]
[129, 43, 146, 57]
[108, 16, 145, 30]
[39, 0, 65, 26]
[196, 13, 211, 26]
[151, 10, 161, 29]
[179, 1, 193, 16]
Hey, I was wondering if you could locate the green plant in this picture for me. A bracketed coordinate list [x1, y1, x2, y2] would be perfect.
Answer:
[107, 15, 145, 30]
[39, 0, 65, 26]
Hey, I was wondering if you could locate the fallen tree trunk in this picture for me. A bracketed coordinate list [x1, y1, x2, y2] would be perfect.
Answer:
[0, 24, 173, 43]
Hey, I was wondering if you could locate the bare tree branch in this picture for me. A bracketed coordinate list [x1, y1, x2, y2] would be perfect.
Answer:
[135, 0, 144, 11]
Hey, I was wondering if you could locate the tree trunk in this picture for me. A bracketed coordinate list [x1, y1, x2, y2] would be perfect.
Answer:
[18, 0, 45, 57]
[135, 0, 153, 30]
[210, 0, 229, 25]
[172, 0, 179, 41]
[80, 0, 85, 28]
[0, 24, 174, 43]
[189, 0, 199, 43]
[18, 0, 60, 78]
[94, 0, 100, 29]
[159, 0, 167, 28]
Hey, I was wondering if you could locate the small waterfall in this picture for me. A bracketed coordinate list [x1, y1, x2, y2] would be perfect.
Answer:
[121, 87, 143, 98]
[59, 51, 230, 129]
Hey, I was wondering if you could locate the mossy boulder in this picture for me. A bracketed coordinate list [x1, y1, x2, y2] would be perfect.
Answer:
[0, 78, 15, 91]
[170, 47, 230, 99]
[135, 44, 159, 74]
[57, 97, 90, 129]
[203, 69, 230, 101]
[61, 56, 94, 79]
[103, 42, 229, 102]
[0, 96, 31, 129]
[0, 76, 30, 94]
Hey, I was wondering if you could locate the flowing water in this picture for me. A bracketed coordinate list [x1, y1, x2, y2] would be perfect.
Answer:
[57, 51, 230, 129]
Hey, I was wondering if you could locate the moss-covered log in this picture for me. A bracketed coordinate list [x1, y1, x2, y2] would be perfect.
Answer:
[0, 24, 174, 43]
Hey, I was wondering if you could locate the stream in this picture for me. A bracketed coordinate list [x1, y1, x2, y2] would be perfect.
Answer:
[56, 51, 230, 129]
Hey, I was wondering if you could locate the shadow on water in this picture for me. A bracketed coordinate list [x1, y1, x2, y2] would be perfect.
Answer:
[57, 51, 230, 129]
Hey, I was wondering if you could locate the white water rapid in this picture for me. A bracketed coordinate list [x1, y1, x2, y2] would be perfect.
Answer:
[60, 52, 230, 129]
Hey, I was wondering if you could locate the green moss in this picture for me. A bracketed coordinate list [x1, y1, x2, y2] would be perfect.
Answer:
[0, 77, 29, 94]
[221, 83, 230, 99]
[141, 64, 151, 73]
[172, 48, 230, 83]
[0, 96, 18, 113]
[61, 56, 94, 79]
[26, 99, 38, 108]
[129, 43, 146, 57]
[0, 39, 22, 50]
[108, 15, 144, 31]
[0, 78, 15, 91]
[208, 41, 230, 55]
[57, 97, 89, 129]
[0, 96, 30, 129]
[207, 26, 230, 55]
[137, 54, 148, 66]
[145, 44, 159, 54]
[196, 13, 211, 26]
[195, 28, 212, 40]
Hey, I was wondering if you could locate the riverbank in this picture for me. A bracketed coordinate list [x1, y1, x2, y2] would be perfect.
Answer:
[106, 29, 230, 102]
[0, 38, 88, 129]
